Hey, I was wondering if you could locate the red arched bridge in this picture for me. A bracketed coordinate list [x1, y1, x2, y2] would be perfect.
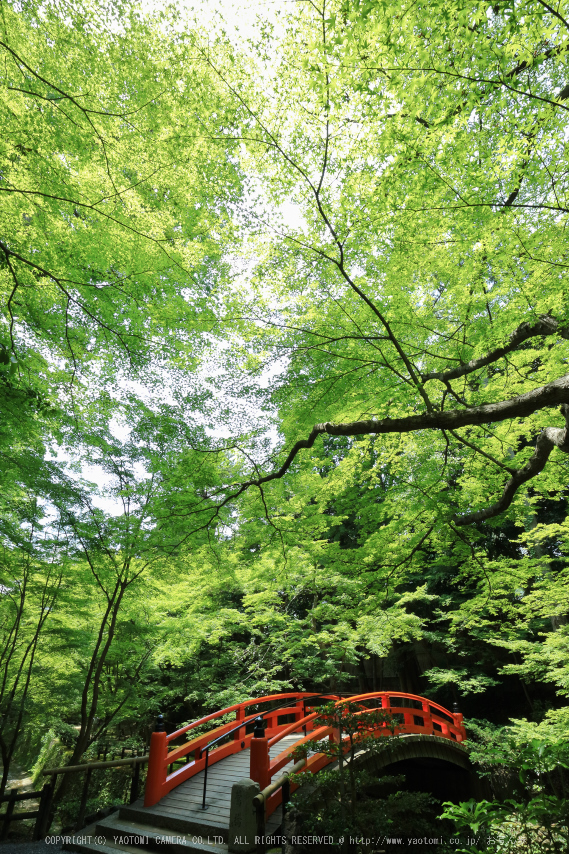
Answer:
[70, 692, 468, 853]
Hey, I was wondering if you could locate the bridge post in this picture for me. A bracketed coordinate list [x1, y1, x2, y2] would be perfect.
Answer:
[453, 702, 465, 740]
[228, 778, 259, 853]
[234, 706, 246, 744]
[144, 714, 167, 807]
[250, 717, 270, 791]
[296, 698, 308, 736]
[421, 701, 432, 732]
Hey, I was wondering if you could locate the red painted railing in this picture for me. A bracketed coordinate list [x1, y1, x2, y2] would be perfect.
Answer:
[258, 691, 466, 817]
[144, 693, 335, 807]
[144, 691, 466, 813]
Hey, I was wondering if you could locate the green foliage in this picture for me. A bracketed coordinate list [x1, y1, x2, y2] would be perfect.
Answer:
[426, 669, 499, 696]
[292, 772, 445, 853]
[1, 0, 239, 395]
[291, 701, 397, 830]
[1, 0, 569, 841]
[30, 730, 67, 787]
[441, 795, 569, 854]
[442, 731, 569, 852]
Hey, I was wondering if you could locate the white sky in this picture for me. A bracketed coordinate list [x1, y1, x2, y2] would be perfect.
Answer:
[143, 0, 288, 47]
[66, 0, 295, 515]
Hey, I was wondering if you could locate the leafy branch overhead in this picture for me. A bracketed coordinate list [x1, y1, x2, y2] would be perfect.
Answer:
[3, 0, 569, 824]
[187, 0, 569, 530]
[0, 1, 239, 392]
[3, 0, 569, 533]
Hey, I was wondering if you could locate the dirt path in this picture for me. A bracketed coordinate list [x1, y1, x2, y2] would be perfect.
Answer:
[4, 762, 35, 793]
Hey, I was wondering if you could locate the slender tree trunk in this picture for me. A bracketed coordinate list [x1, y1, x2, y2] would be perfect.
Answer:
[337, 718, 346, 824]
[50, 579, 137, 815]
[348, 732, 357, 826]
[0, 564, 60, 797]
[0, 735, 10, 799]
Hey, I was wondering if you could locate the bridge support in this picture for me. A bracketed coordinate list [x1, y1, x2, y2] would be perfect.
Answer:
[250, 717, 270, 791]
[144, 717, 167, 807]
[250, 735, 270, 791]
[228, 778, 260, 853]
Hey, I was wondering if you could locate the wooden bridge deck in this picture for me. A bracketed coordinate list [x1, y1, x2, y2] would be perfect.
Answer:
[65, 692, 469, 853]
[121, 734, 300, 838]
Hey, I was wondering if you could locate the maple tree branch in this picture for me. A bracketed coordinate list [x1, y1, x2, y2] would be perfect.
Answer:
[199, 49, 431, 412]
[423, 315, 569, 384]
[0, 189, 189, 272]
[185, 374, 569, 531]
[447, 429, 516, 475]
[0, 241, 138, 356]
[454, 404, 569, 525]
[362, 58, 569, 112]
[533, 0, 569, 33]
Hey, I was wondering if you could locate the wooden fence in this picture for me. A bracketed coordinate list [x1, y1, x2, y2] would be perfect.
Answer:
[0, 782, 53, 841]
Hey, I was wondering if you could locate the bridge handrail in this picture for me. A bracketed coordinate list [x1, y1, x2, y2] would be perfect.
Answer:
[201, 692, 340, 752]
[263, 691, 465, 786]
[267, 691, 464, 754]
[253, 715, 377, 820]
[349, 691, 463, 721]
[165, 693, 341, 765]
[202, 697, 325, 752]
[265, 705, 391, 781]
[197, 698, 339, 810]
[144, 690, 467, 811]
[144, 691, 343, 807]
[165, 692, 334, 743]
[267, 710, 320, 748]
[253, 757, 307, 854]
[268, 722, 339, 779]
[254, 758, 307, 806]
[349, 691, 465, 738]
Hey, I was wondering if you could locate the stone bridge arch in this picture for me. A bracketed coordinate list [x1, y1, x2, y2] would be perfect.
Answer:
[355, 734, 488, 801]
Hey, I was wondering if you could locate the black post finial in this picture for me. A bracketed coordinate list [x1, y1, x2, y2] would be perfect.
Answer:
[155, 714, 165, 733]
[253, 716, 265, 738]
[453, 702, 460, 715]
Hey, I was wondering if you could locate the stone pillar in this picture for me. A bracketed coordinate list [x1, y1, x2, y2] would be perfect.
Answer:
[228, 778, 260, 853]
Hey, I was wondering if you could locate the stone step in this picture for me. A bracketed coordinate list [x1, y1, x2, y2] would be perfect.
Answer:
[64, 813, 230, 854]
[118, 799, 228, 838]
[62, 819, 143, 854]
[63, 802, 285, 854]
[101, 813, 229, 853]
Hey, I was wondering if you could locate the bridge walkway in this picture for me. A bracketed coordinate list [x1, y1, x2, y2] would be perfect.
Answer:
[64, 691, 468, 854]
[123, 734, 300, 836]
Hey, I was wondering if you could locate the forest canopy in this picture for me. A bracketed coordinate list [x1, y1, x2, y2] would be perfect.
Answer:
[1, 0, 569, 842]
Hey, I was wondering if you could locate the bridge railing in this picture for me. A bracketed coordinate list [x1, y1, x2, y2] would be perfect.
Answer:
[144, 692, 339, 807]
[250, 691, 466, 819]
[144, 691, 466, 812]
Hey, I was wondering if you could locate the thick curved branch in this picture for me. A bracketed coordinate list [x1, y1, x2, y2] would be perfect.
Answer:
[232, 374, 569, 499]
[161, 379, 569, 545]
[423, 315, 569, 384]
[170, 376, 568, 534]
[455, 405, 569, 526]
